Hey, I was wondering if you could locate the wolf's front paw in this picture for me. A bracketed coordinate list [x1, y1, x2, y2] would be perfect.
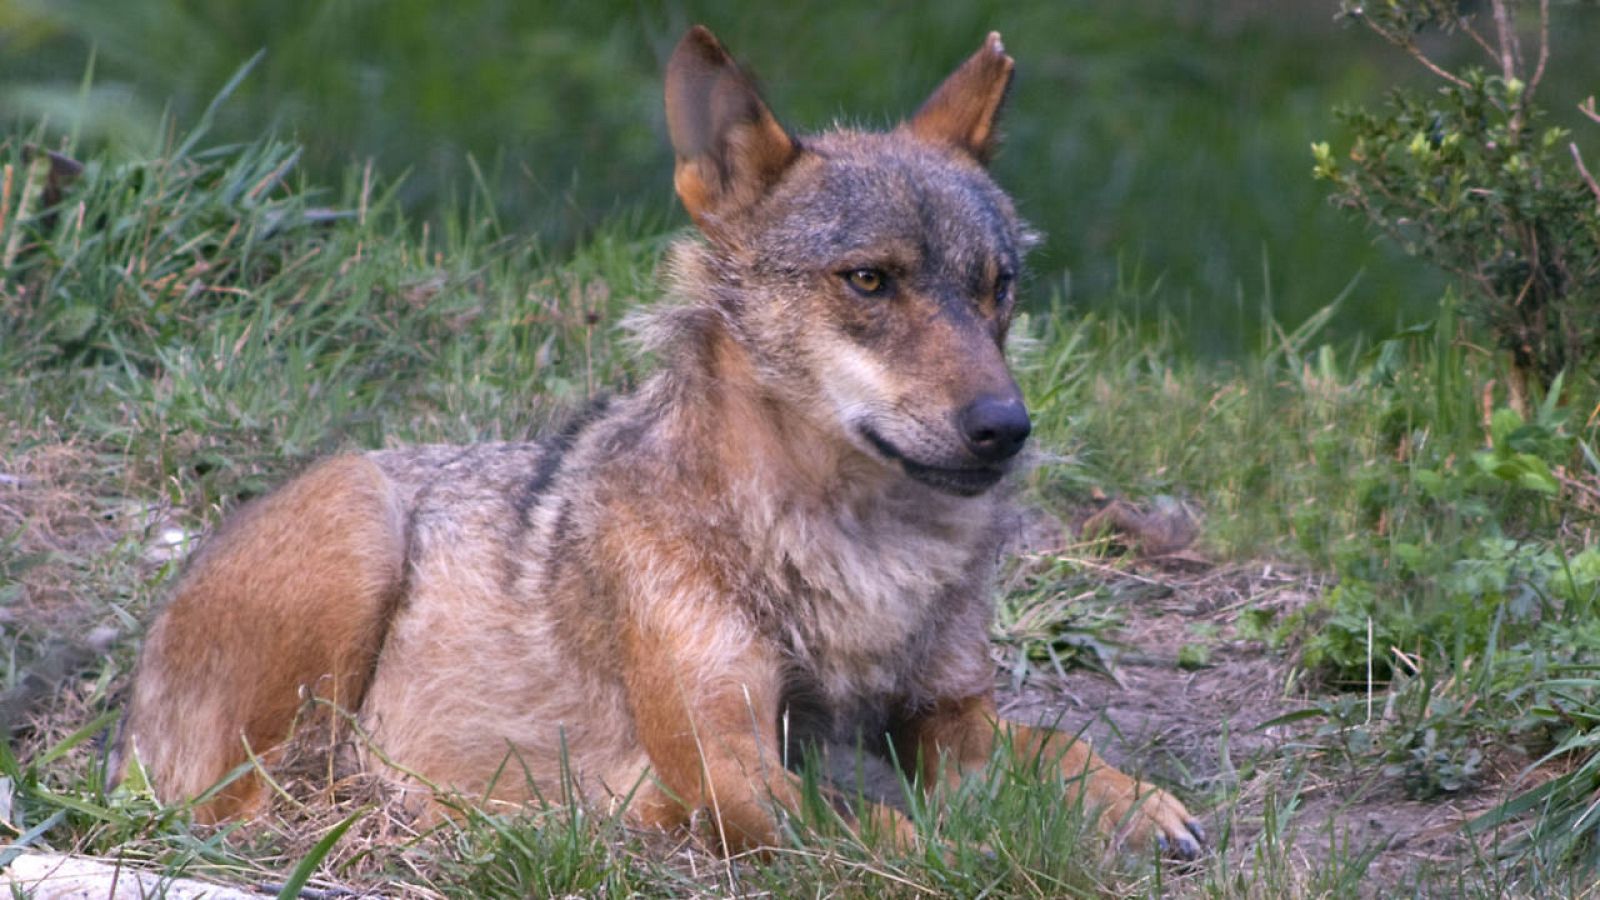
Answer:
[1124, 787, 1205, 860]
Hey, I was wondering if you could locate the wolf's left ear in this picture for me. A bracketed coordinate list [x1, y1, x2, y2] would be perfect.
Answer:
[907, 32, 1015, 166]
[666, 26, 800, 233]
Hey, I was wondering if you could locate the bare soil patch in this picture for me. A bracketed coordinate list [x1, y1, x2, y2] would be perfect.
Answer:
[997, 556, 1514, 892]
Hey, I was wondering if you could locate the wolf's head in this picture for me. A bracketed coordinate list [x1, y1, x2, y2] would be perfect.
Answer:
[663, 27, 1033, 498]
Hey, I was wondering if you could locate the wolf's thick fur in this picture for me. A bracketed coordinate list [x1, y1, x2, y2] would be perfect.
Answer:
[119, 27, 1203, 857]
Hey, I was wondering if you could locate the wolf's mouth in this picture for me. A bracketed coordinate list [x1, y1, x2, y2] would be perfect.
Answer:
[859, 427, 1006, 497]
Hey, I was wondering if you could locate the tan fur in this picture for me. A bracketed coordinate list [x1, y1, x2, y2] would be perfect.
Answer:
[117, 27, 1203, 858]
[123, 456, 405, 821]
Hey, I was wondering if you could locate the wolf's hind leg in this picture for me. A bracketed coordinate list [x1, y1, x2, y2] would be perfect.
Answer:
[120, 456, 407, 822]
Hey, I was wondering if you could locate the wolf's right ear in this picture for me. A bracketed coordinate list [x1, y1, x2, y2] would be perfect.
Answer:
[665, 26, 799, 234]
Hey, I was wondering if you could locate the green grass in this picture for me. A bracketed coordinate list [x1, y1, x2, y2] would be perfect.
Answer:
[3, 123, 1600, 896]
[32, 0, 1600, 354]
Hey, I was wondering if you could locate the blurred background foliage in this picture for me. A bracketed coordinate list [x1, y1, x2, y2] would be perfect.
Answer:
[3, 0, 1598, 355]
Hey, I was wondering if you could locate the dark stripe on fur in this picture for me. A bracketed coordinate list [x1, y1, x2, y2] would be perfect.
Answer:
[499, 395, 615, 594]
[513, 394, 613, 528]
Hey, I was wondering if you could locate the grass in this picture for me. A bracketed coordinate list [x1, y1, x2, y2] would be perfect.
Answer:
[21, 0, 1578, 355]
[3, 121, 1600, 896]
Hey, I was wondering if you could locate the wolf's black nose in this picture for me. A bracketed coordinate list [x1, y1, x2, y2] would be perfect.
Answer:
[958, 395, 1031, 463]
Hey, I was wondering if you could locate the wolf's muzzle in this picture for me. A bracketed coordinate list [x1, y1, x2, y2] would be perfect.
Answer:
[859, 425, 1010, 497]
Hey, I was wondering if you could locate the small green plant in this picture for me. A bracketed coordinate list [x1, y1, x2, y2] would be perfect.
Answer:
[1177, 642, 1212, 670]
[991, 555, 1122, 689]
[1272, 669, 1489, 803]
[1314, 0, 1600, 399]
[1470, 659, 1600, 871]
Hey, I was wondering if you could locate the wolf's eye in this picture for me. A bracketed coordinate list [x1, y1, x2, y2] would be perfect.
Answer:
[995, 271, 1015, 307]
[843, 268, 888, 296]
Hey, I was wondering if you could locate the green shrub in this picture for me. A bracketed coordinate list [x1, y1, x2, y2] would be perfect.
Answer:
[1314, 0, 1600, 397]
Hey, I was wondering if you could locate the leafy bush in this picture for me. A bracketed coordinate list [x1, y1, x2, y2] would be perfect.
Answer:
[1295, 388, 1587, 684]
[1314, 0, 1600, 397]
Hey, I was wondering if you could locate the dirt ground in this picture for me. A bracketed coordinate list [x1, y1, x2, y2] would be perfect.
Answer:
[999, 556, 1515, 893]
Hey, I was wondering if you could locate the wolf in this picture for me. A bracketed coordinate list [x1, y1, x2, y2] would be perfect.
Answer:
[116, 26, 1204, 859]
